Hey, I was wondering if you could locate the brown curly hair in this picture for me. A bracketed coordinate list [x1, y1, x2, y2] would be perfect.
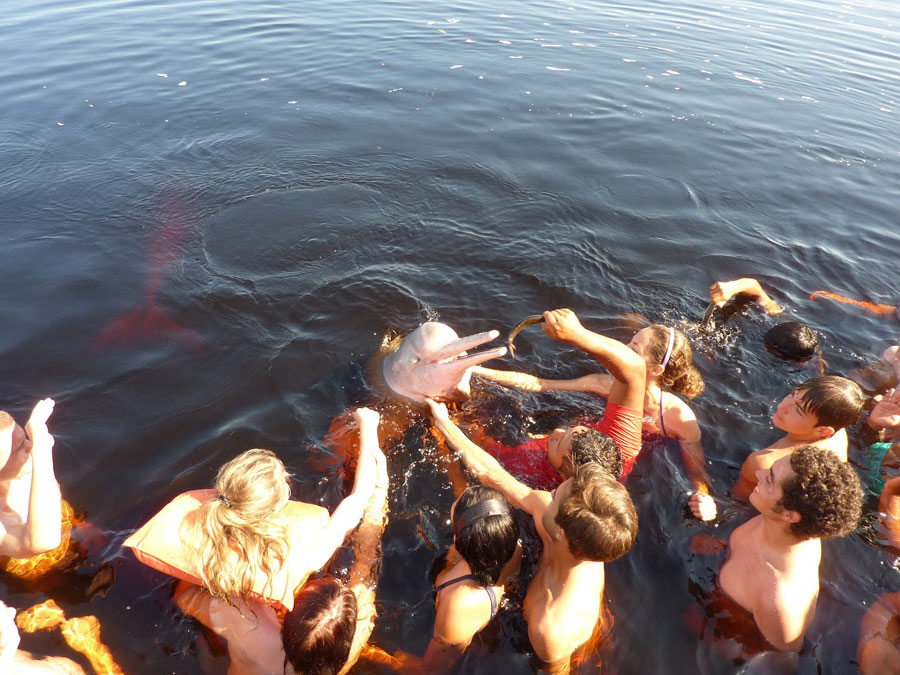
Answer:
[646, 325, 705, 399]
[777, 446, 863, 540]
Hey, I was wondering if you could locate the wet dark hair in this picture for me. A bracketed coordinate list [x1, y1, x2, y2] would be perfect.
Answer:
[647, 325, 705, 399]
[453, 486, 519, 587]
[764, 321, 818, 361]
[562, 429, 623, 480]
[796, 376, 864, 430]
[555, 463, 638, 562]
[282, 578, 357, 675]
[777, 446, 863, 540]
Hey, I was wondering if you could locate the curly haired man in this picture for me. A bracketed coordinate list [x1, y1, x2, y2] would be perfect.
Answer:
[715, 446, 863, 656]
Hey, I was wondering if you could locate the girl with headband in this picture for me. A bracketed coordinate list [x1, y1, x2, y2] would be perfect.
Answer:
[476, 323, 715, 520]
[421, 485, 521, 673]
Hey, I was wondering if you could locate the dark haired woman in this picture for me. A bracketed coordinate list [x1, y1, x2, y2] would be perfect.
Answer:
[421, 486, 521, 673]
[476, 323, 714, 519]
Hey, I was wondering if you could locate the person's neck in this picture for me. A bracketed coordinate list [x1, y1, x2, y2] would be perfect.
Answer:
[544, 538, 598, 582]
[783, 430, 826, 444]
[757, 515, 816, 566]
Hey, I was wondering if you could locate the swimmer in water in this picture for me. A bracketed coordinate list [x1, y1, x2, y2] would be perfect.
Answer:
[709, 278, 821, 363]
[173, 407, 389, 675]
[418, 486, 521, 674]
[477, 316, 716, 520]
[733, 376, 864, 500]
[711, 447, 862, 660]
[428, 398, 637, 674]
[0, 399, 62, 559]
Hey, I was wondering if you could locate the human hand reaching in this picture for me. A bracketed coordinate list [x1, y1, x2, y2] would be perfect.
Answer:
[541, 308, 585, 343]
[871, 388, 900, 431]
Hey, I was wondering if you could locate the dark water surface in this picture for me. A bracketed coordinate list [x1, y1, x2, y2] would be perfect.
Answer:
[2, 0, 899, 672]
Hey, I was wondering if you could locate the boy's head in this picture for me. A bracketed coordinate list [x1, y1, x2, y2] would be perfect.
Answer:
[764, 321, 819, 362]
[752, 446, 863, 541]
[548, 426, 623, 480]
[772, 376, 864, 439]
[544, 463, 638, 562]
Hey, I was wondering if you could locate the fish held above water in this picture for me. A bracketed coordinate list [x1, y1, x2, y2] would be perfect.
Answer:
[507, 314, 545, 358]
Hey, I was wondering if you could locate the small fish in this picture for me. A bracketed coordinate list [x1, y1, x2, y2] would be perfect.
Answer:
[508, 314, 545, 358]
[699, 302, 720, 332]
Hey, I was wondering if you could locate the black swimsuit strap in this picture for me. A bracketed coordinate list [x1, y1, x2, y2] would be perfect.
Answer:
[433, 573, 478, 593]
[434, 574, 498, 620]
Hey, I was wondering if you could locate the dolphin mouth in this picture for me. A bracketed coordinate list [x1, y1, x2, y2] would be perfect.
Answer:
[432, 330, 507, 368]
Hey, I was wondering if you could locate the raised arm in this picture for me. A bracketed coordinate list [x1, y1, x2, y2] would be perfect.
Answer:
[710, 278, 782, 315]
[338, 437, 389, 675]
[0, 399, 62, 558]
[426, 400, 548, 517]
[307, 407, 381, 573]
[473, 367, 612, 396]
[541, 309, 646, 412]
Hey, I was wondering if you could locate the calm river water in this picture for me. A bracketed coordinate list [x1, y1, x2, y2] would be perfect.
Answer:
[1, 0, 898, 673]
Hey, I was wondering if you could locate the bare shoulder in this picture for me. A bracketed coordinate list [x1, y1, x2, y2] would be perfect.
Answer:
[664, 395, 700, 440]
[816, 429, 848, 460]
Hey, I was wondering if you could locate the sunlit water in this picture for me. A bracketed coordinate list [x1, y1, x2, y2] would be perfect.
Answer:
[1, 0, 898, 672]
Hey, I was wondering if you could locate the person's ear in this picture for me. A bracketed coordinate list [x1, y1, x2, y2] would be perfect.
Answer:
[814, 425, 836, 439]
[780, 509, 801, 525]
[649, 363, 664, 378]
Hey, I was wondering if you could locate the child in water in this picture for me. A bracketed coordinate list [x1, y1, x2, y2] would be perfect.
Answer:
[476, 321, 716, 520]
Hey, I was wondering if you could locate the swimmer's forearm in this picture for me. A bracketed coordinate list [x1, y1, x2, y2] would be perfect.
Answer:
[347, 486, 388, 590]
[680, 439, 712, 490]
[432, 415, 532, 507]
[716, 278, 782, 314]
[564, 327, 645, 386]
[24, 436, 62, 555]
[473, 366, 546, 392]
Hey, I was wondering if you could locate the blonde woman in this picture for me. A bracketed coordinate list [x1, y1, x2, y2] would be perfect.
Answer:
[126, 408, 385, 673]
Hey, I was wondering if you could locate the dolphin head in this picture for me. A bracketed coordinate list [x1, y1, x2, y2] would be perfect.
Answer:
[382, 322, 507, 403]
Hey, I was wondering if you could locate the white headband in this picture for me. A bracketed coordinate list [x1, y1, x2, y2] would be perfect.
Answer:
[660, 326, 676, 369]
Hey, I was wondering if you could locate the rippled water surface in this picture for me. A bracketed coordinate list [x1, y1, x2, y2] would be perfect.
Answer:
[2, 0, 899, 672]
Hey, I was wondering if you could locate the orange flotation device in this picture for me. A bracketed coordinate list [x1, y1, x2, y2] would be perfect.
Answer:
[124, 489, 329, 611]
[810, 290, 898, 316]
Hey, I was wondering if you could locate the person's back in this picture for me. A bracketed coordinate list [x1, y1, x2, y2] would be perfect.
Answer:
[734, 376, 864, 499]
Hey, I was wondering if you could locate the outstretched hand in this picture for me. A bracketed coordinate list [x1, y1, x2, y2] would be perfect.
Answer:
[871, 388, 900, 431]
[541, 308, 584, 343]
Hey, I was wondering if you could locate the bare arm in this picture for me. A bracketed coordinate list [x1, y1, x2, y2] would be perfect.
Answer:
[710, 278, 782, 315]
[338, 441, 390, 675]
[541, 309, 646, 412]
[753, 587, 811, 652]
[473, 367, 613, 396]
[426, 400, 548, 518]
[0, 399, 62, 557]
[732, 452, 762, 501]
[307, 407, 381, 573]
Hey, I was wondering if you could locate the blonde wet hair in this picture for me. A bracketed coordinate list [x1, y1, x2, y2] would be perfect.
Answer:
[195, 448, 291, 606]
